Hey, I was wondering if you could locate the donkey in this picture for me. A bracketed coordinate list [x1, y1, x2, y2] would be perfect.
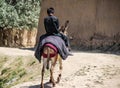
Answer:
[40, 20, 69, 88]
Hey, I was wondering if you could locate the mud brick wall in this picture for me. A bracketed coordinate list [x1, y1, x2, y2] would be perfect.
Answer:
[37, 0, 120, 52]
[0, 28, 37, 47]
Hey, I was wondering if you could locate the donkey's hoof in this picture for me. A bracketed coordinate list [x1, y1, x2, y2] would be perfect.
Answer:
[40, 84, 44, 88]
[53, 82, 56, 87]
[56, 77, 60, 83]
[49, 79, 52, 83]
[56, 80, 60, 84]
[56, 74, 61, 83]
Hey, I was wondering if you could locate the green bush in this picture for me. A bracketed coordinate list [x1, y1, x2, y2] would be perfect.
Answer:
[0, 0, 41, 30]
[0, 67, 26, 88]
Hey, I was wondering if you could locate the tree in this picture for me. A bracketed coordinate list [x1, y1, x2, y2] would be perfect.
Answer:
[0, 0, 41, 30]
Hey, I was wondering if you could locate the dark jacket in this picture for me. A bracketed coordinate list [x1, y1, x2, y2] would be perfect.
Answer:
[44, 15, 59, 35]
[34, 35, 69, 62]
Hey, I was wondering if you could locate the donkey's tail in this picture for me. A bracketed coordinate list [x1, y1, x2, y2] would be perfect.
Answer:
[46, 47, 50, 70]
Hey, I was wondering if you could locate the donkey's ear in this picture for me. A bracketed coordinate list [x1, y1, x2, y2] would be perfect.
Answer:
[64, 20, 69, 31]
[65, 20, 69, 28]
[66, 20, 69, 23]
[59, 26, 65, 32]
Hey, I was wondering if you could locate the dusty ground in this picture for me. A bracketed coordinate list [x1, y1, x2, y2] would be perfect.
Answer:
[0, 47, 120, 88]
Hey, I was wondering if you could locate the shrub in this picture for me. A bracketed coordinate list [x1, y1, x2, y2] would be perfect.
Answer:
[0, 0, 41, 30]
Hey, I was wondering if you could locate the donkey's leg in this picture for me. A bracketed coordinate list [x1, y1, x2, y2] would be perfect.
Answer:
[41, 58, 47, 88]
[50, 66, 56, 87]
[50, 55, 57, 87]
[41, 65, 45, 88]
[56, 55, 62, 83]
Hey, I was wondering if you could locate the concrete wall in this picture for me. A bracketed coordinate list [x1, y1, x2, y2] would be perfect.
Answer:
[37, 0, 120, 51]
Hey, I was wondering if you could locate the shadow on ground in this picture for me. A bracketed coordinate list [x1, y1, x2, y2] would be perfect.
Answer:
[19, 47, 35, 51]
[24, 82, 52, 88]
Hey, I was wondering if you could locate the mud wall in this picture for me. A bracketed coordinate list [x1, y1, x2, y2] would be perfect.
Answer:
[0, 28, 37, 47]
[37, 0, 120, 52]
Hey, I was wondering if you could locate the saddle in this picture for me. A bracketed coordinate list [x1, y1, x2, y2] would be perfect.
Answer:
[35, 35, 69, 62]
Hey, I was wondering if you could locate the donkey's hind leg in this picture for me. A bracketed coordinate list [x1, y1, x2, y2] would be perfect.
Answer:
[41, 58, 47, 88]
[56, 55, 62, 83]
[49, 55, 58, 87]
[41, 65, 45, 88]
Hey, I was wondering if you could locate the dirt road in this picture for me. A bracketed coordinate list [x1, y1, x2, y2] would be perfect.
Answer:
[0, 47, 120, 88]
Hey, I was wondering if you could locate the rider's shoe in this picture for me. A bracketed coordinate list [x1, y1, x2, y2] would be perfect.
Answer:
[67, 47, 73, 56]
[68, 52, 73, 56]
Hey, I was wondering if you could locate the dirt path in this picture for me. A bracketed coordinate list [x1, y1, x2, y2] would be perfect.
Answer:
[0, 47, 34, 56]
[0, 47, 120, 88]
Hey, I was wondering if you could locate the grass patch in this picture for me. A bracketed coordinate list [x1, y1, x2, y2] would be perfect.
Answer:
[1, 67, 11, 75]
[0, 55, 42, 88]
[28, 60, 36, 66]
[0, 56, 8, 69]
[0, 53, 46, 88]
[0, 67, 26, 88]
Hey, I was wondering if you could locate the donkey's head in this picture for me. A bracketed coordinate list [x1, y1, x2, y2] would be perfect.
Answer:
[59, 20, 69, 36]
[59, 20, 73, 40]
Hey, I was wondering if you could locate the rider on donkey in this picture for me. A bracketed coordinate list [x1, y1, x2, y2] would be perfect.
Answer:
[35, 7, 72, 62]
[40, 7, 71, 50]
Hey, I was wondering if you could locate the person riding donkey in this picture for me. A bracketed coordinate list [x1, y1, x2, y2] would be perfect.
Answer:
[41, 7, 71, 50]
[35, 7, 72, 62]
